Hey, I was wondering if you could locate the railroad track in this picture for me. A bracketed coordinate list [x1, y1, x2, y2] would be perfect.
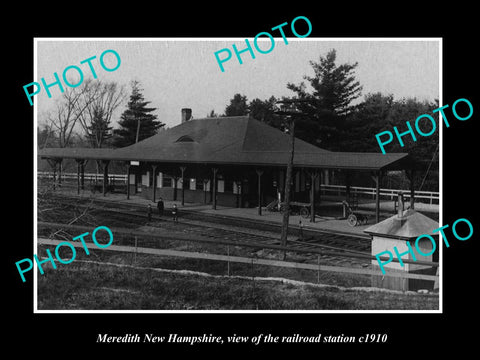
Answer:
[38, 193, 372, 267]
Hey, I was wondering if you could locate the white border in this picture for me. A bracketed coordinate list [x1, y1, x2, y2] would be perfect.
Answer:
[33, 39, 39, 305]
[438, 38, 443, 312]
[33, 37, 443, 314]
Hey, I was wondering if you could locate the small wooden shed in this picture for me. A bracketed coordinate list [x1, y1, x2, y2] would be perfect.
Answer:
[364, 194, 439, 291]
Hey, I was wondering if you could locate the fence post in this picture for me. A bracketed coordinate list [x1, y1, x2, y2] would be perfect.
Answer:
[227, 245, 231, 277]
[317, 255, 320, 284]
[251, 257, 255, 300]
[434, 266, 439, 290]
[134, 236, 138, 264]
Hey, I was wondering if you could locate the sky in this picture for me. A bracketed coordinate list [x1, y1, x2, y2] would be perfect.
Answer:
[35, 38, 440, 130]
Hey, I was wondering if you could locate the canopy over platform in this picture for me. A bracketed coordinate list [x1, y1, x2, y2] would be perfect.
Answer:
[39, 116, 413, 171]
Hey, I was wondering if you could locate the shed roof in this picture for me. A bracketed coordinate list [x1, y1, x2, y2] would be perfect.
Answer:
[363, 209, 439, 239]
[39, 116, 412, 171]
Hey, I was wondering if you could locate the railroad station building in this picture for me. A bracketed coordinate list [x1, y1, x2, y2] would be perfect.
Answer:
[38, 109, 416, 223]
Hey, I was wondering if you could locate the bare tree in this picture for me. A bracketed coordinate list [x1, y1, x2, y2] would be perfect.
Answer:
[38, 122, 56, 149]
[45, 81, 98, 148]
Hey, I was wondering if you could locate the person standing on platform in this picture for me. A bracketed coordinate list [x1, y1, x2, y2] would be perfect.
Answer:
[157, 197, 164, 217]
[172, 204, 178, 223]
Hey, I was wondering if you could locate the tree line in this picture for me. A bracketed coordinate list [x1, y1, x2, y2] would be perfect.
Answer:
[38, 49, 439, 191]
[208, 50, 438, 191]
[38, 80, 163, 150]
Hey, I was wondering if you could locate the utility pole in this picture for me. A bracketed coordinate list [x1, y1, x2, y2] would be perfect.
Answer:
[281, 117, 295, 255]
[135, 115, 140, 143]
[275, 99, 306, 260]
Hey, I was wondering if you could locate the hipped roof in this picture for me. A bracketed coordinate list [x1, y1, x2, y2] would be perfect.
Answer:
[364, 209, 439, 239]
[39, 116, 412, 171]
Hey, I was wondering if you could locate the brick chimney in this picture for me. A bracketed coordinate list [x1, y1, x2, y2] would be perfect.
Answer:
[181, 108, 192, 123]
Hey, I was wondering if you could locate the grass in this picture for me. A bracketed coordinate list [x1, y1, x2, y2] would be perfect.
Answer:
[36, 194, 438, 311]
[51, 242, 373, 288]
[37, 254, 439, 311]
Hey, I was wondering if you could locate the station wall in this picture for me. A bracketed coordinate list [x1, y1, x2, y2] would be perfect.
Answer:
[131, 169, 324, 208]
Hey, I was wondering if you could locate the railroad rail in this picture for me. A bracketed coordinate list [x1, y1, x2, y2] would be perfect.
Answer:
[36, 191, 440, 288]
[37, 221, 438, 268]
[36, 222, 439, 283]
[41, 192, 372, 239]
[37, 193, 439, 284]
[38, 193, 373, 262]
[37, 237, 439, 282]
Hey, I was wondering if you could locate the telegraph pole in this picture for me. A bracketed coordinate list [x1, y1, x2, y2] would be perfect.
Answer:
[275, 99, 306, 260]
[281, 116, 295, 254]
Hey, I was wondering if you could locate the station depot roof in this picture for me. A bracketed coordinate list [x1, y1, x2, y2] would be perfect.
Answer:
[39, 116, 413, 171]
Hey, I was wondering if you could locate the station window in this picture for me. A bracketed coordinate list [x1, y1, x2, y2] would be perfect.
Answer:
[217, 180, 224, 193]
[196, 179, 204, 191]
[189, 178, 196, 190]
[176, 135, 195, 143]
[163, 177, 172, 187]
[142, 172, 149, 186]
[224, 180, 233, 193]
[233, 181, 242, 194]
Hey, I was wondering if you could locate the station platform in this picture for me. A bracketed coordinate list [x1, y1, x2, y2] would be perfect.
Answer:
[41, 186, 439, 238]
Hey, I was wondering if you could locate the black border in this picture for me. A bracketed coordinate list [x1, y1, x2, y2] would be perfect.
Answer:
[8, 5, 478, 354]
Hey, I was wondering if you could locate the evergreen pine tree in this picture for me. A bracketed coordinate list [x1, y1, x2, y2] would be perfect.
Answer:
[343, 92, 394, 151]
[248, 96, 284, 129]
[85, 106, 113, 148]
[113, 81, 163, 147]
[224, 93, 249, 116]
[287, 49, 362, 150]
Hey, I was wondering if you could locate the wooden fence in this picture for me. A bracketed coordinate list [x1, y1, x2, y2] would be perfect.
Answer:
[321, 184, 439, 204]
[37, 238, 438, 282]
[37, 222, 439, 284]
[37, 171, 127, 185]
[37, 172, 439, 204]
